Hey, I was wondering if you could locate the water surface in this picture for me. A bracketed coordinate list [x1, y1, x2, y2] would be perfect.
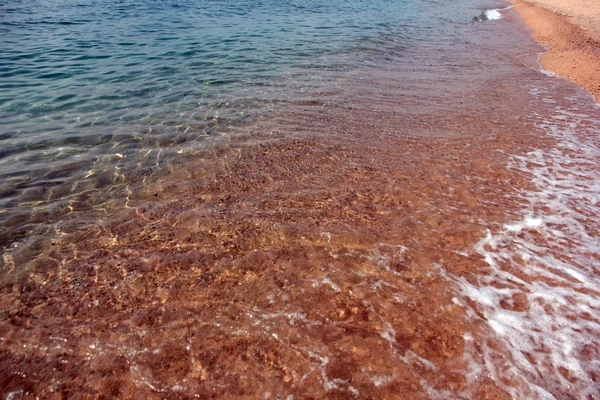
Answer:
[1, 0, 600, 398]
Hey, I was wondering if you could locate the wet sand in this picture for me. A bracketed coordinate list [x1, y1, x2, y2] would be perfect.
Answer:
[513, 0, 600, 102]
[2, 4, 600, 399]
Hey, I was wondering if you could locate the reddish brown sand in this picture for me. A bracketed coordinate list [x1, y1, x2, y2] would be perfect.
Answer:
[519, 0, 600, 37]
[1, 77, 536, 398]
[513, 0, 600, 102]
[1, 4, 600, 399]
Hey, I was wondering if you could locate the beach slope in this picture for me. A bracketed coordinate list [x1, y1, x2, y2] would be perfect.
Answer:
[513, 0, 600, 102]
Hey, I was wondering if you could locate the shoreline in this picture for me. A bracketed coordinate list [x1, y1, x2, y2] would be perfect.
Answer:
[3, 0, 600, 396]
[511, 0, 600, 103]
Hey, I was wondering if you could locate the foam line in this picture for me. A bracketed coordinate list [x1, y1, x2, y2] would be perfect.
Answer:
[452, 91, 600, 396]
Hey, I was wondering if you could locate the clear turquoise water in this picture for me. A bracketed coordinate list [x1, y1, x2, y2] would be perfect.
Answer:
[0, 0, 487, 245]
[1, 0, 433, 131]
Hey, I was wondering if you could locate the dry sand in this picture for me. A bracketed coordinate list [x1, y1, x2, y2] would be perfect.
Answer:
[512, 0, 600, 102]
[520, 0, 600, 37]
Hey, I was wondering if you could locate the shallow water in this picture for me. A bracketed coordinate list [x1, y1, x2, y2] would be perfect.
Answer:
[0, 0, 445, 250]
[1, 0, 600, 398]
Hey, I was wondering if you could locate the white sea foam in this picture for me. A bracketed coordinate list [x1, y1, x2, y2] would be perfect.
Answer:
[484, 9, 502, 20]
[312, 276, 341, 292]
[450, 93, 600, 396]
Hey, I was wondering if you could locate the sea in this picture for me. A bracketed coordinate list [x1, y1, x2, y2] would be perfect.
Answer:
[1, 0, 599, 398]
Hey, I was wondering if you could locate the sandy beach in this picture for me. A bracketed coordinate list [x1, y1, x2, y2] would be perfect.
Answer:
[2, 0, 600, 397]
[513, 0, 600, 102]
